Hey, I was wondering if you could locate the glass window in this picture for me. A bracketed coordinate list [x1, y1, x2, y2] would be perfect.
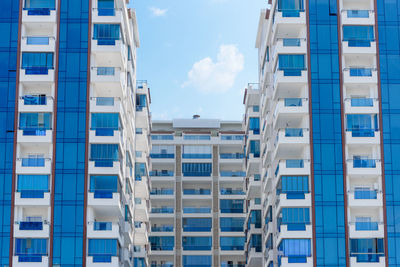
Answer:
[220, 217, 244, 232]
[182, 163, 212, 177]
[343, 26, 374, 47]
[93, 24, 120, 44]
[183, 255, 211, 267]
[278, 54, 305, 76]
[17, 175, 49, 198]
[22, 52, 54, 71]
[88, 239, 118, 262]
[182, 237, 212, 251]
[220, 237, 245, 250]
[182, 145, 212, 159]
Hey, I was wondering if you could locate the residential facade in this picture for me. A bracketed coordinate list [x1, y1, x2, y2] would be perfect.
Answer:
[148, 119, 246, 267]
[0, 0, 150, 266]
[255, 0, 396, 266]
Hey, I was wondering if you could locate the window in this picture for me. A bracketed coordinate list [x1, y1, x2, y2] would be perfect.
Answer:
[22, 52, 54, 74]
[182, 145, 212, 159]
[182, 236, 212, 251]
[136, 94, 147, 111]
[343, 25, 374, 47]
[135, 163, 147, 180]
[220, 199, 244, 213]
[149, 236, 174, 251]
[278, 239, 311, 263]
[183, 218, 212, 232]
[220, 237, 245, 250]
[278, 54, 305, 76]
[90, 176, 119, 198]
[23, 95, 47, 105]
[15, 238, 48, 262]
[220, 217, 244, 232]
[151, 145, 175, 158]
[90, 144, 120, 167]
[249, 117, 260, 134]
[24, 0, 55, 15]
[350, 238, 384, 262]
[346, 114, 376, 137]
[88, 239, 119, 262]
[183, 135, 211, 140]
[97, 0, 114, 16]
[278, 208, 310, 231]
[91, 113, 119, 136]
[93, 24, 120, 45]
[277, 0, 304, 17]
[19, 113, 52, 135]
[182, 163, 212, 177]
[249, 140, 260, 157]
[277, 176, 309, 198]
[183, 256, 211, 267]
[17, 175, 49, 198]
[136, 128, 143, 134]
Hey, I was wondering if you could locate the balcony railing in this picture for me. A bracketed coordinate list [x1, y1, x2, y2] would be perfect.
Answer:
[151, 207, 174, 214]
[93, 222, 113, 231]
[348, 98, 374, 107]
[16, 254, 47, 262]
[21, 95, 50, 105]
[345, 10, 371, 18]
[92, 97, 119, 106]
[149, 171, 174, 177]
[182, 154, 212, 159]
[277, 8, 304, 17]
[93, 7, 122, 16]
[352, 158, 378, 168]
[19, 221, 44, 231]
[347, 128, 375, 137]
[281, 38, 302, 46]
[284, 128, 304, 137]
[183, 226, 212, 232]
[150, 153, 174, 159]
[20, 127, 49, 136]
[221, 135, 244, 141]
[286, 159, 304, 168]
[183, 189, 211, 195]
[24, 7, 55, 16]
[18, 189, 49, 198]
[150, 189, 174, 195]
[19, 157, 49, 167]
[220, 153, 244, 159]
[350, 253, 384, 263]
[220, 189, 245, 195]
[90, 189, 119, 199]
[353, 189, 378, 199]
[151, 225, 174, 232]
[284, 98, 302, 107]
[353, 221, 379, 231]
[346, 67, 375, 76]
[220, 171, 246, 177]
[183, 207, 211, 214]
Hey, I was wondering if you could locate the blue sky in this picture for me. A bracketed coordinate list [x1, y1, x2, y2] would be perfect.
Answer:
[129, 0, 266, 120]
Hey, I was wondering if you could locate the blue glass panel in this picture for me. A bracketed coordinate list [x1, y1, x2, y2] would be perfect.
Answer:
[347, 10, 369, 18]
[284, 98, 302, 106]
[93, 24, 120, 42]
[350, 68, 372, 76]
[351, 98, 373, 107]
[220, 237, 245, 250]
[27, 37, 50, 45]
[283, 38, 301, 46]
[23, 95, 47, 105]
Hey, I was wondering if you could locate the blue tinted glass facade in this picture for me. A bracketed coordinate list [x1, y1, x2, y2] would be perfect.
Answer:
[377, 0, 400, 265]
[0, 0, 20, 265]
[308, 0, 346, 265]
[52, 0, 89, 265]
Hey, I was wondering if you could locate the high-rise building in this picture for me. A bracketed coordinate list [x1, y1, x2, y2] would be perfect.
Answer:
[255, 0, 396, 266]
[243, 84, 263, 267]
[0, 0, 150, 266]
[148, 118, 246, 267]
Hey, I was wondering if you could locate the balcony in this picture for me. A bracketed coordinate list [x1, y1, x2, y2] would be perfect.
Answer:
[20, 68, 55, 83]
[21, 37, 56, 52]
[151, 225, 174, 233]
[13, 255, 49, 267]
[272, 38, 307, 64]
[16, 158, 51, 174]
[150, 189, 175, 200]
[341, 10, 375, 25]
[342, 40, 376, 54]
[272, 9, 306, 37]
[349, 222, 384, 238]
[348, 190, 382, 207]
[87, 222, 122, 241]
[135, 201, 150, 222]
[274, 159, 311, 178]
[279, 256, 313, 267]
[89, 97, 123, 114]
[182, 189, 211, 200]
[92, 8, 123, 24]
[17, 129, 52, 143]
[273, 128, 309, 159]
[91, 39, 126, 67]
[343, 68, 377, 84]
[87, 191, 123, 217]
[14, 221, 50, 238]
[275, 194, 312, 213]
[344, 98, 379, 114]
[277, 224, 312, 244]
[151, 207, 174, 216]
[219, 153, 244, 164]
[350, 255, 385, 266]
[89, 128, 124, 148]
[86, 256, 119, 267]
[22, 8, 56, 23]
[88, 160, 122, 176]
[273, 98, 309, 125]
[19, 96, 53, 113]
[15, 191, 51, 206]
[182, 207, 212, 216]
[346, 130, 380, 145]
[273, 69, 308, 89]
[346, 158, 381, 177]
[91, 67, 126, 93]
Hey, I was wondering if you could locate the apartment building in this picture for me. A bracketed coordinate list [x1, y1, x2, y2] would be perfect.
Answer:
[255, 0, 395, 266]
[0, 0, 151, 266]
[148, 119, 246, 267]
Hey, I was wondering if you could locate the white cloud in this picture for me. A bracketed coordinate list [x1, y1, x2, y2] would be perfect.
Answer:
[182, 45, 244, 93]
[149, 7, 168, 17]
